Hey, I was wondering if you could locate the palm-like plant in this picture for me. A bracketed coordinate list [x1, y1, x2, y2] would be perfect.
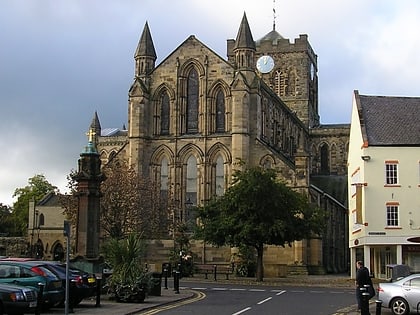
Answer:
[102, 233, 150, 302]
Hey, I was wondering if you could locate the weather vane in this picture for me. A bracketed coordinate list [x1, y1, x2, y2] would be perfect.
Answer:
[273, 0, 276, 31]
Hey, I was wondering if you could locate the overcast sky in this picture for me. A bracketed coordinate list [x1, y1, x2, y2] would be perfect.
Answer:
[1, 0, 420, 206]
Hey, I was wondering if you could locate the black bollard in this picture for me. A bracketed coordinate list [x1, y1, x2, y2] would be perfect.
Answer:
[163, 268, 168, 289]
[375, 300, 382, 315]
[174, 270, 180, 294]
[360, 287, 370, 315]
[214, 264, 217, 281]
[35, 282, 44, 315]
[95, 276, 101, 307]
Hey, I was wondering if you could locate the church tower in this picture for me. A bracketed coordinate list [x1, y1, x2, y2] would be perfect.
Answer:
[127, 22, 156, 174]
[255, 24, 319, 128]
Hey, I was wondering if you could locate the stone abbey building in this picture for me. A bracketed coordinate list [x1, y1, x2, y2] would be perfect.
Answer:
[90, 13, 350, 275]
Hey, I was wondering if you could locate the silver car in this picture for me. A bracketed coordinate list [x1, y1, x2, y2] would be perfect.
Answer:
[378, 273, 420, 315]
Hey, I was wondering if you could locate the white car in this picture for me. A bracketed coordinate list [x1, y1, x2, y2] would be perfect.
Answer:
[378, 273, 420, 315]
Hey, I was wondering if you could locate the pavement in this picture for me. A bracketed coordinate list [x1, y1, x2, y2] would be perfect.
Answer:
[42, 274, 384, 315]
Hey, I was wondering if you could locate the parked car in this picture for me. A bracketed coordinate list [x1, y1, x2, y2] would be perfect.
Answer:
[0, 283, 38, 315]
[378, 273, 420, 315]
[28, 261, 97, 306]
[0, 260, 64, 308]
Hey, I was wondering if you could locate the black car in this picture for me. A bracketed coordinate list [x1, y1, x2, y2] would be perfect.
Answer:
[0, 283, 38, 315]
[30, 261, 97, 306]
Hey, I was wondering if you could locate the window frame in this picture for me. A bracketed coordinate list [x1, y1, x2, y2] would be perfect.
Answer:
[386, 203, 399, 227]
[385, 161, 399, 186]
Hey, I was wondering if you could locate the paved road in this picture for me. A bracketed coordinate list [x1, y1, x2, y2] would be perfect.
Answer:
[38, 274, 390, 315]
[155, 282, 355, 315]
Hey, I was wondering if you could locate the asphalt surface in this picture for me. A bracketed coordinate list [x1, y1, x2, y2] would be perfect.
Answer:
[41, 274, 383, 315]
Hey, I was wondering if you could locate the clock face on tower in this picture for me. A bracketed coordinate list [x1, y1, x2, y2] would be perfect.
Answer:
[256, 55, 275, 74]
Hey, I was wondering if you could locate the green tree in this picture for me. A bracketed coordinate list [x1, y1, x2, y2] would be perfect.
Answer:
[0, 203, 13, 236]
[195, 166, 326, 281]
[11, 174, 57, 236]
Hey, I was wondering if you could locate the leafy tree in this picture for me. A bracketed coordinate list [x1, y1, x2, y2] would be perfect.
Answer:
[11, 174, 57, 236]
[0, 203, 13, 236]
[100, 160, 170, 239]
[62, 159, 172, 241]
[195, 166, 326, 281]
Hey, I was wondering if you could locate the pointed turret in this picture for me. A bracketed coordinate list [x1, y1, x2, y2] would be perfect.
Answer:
[88, 111, 101, 147]
[90, 111, 101, 136]
[234, 13, 256, 50]
[134, 21, 157, 77]
[233, 12, 256, 70]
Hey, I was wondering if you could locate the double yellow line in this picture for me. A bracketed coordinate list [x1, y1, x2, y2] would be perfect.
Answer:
[140, 290, 206, 314]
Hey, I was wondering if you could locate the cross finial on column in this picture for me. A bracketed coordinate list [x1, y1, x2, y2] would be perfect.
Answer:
[86, 128, 96, 143]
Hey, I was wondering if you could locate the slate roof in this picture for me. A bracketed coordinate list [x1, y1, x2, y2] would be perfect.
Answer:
[256, 29, 284, 45]
[101, 128, 127, 137]
[358, 94, 420, 146]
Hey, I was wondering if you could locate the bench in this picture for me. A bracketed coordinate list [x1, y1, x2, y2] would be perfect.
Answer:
[194, 264, 233, 280]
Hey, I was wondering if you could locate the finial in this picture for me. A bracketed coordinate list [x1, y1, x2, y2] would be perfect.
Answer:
[273, 0, 276, 31]
[86, 128, 96, 143]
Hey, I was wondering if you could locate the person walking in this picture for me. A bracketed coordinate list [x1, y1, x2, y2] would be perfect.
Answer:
[355, 261, 372, 311]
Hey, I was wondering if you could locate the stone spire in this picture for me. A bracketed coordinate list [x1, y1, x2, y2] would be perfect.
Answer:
[134, 21, 157, 77]
[233, 12, 256, 70]
[89, 111, 101, 146]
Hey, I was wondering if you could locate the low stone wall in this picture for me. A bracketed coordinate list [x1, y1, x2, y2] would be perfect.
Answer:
[0, 237, 28, 257]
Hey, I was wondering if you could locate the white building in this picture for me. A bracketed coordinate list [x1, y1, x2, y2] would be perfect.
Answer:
[348, 90, 420, 279]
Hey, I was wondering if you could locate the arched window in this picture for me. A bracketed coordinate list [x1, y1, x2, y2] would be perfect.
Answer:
[215, 155, 224, 196]
[262, 158, 272, 169]
[187, 69, 199, 133]
[160, 92, 170, 134]
[274, 70, 286, 97]
[185, 156, 197, 226]
[38, 213, 44, 227]
[215, 89, 225, 133]
[53, 243, 64, 261]
[160, 157, 169, 192]
[186, 156, 197, 204]
[320, 143, 330, 174]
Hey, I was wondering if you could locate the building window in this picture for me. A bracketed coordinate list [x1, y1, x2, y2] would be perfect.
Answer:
[386, 204, 399, 227]
[215, 89, 225, 133]
[274, 70, 285, 97]
[385, 162, 398, 185]
[160, 92, 170, 135]
[184, 155, 198, 228]
[160, 157, 169, 192]
[186, 69, 199, 133]
[320, 143, 329, 174]
[215, 155, 224, 196]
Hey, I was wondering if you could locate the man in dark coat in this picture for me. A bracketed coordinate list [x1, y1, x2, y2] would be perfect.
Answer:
[356, 261, 372, 310]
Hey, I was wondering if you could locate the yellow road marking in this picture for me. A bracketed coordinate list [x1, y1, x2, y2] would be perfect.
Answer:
[139, 291, 206, 314]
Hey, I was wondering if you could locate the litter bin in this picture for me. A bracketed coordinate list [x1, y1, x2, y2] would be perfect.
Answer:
[149, 272, 162, 296]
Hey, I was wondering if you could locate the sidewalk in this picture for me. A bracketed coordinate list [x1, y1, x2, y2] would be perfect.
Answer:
[43, 288, 196, 315]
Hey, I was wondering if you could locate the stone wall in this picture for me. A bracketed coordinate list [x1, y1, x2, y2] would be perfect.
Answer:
[0, 237, 28, 257]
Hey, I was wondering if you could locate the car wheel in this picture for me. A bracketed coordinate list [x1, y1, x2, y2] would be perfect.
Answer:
[391, 297, 410, 315]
